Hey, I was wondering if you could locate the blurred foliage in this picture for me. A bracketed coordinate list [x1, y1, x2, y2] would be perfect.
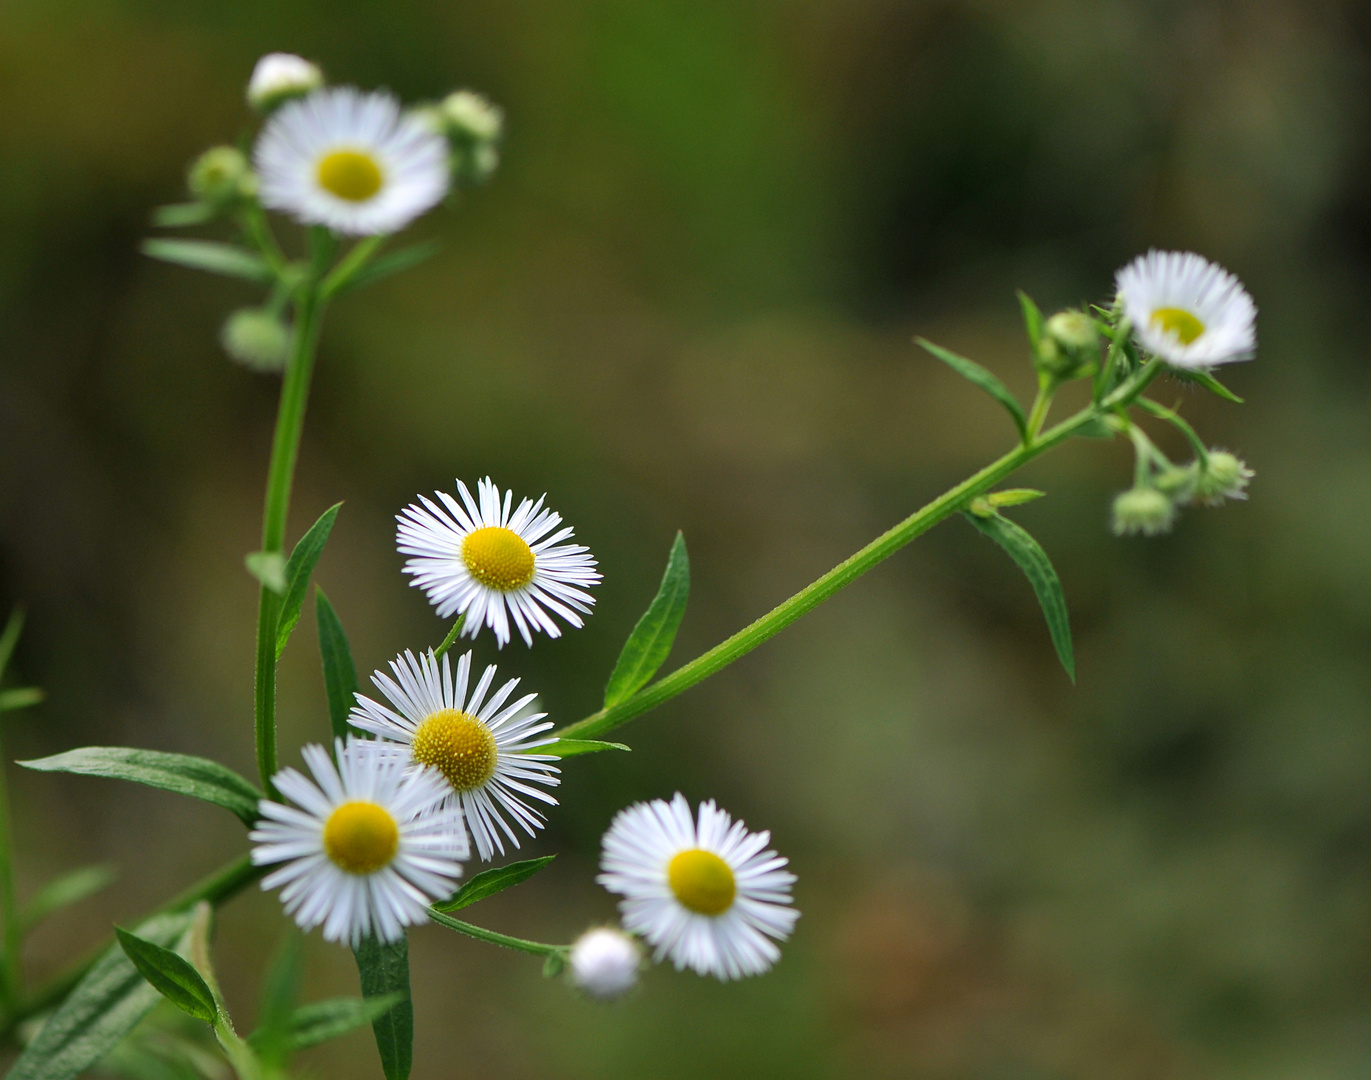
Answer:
[3, 0, 1371, 1077]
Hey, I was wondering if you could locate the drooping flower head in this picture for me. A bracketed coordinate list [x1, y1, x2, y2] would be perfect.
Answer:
[397, 477, 600, 648]
[1116, 250, 1256, 368]
[350, 648, 560, 861]
[598, 794, 798, 981]
[250, 738, 466, 945]
[569, 927, 642, 1000]
[254, 87, 449, 235]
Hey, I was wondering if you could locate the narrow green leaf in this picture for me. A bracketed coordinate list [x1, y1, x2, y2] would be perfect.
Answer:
[432, 855, 556, 913]
[964, 511, 1075, 682]
[6, 909, 196, 1080]
[21, 863, 117, 933]
[245, 552, 287, 595]
[987, 488, 1045, 508]
[0, 687, 44, 713]
[250, 932, 303, 1069]
[530, 738, 629, 759]
[352, 933, 412, 1080]
[316, 588, 361, 744]
[542, 952, 566, 978]
[1017, 290, 1046, 352]
[276, 503, 342, 658]
[115, 927, 217, 1023]
[915, 337, 1028, 440]
[0, 606, 24, 678]
[604, 532, 690, 709]
[141, 239, 274, 284]
[331, 241, 441, 298]
[260, 994, 406, 1052]
[20, 748, 263, 826]
[150, 203, 216, 227]
[1179, 367, 1245, 404]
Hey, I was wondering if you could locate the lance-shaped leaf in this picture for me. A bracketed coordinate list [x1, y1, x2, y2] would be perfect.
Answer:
[0, 606, 25, 677]
[22, 864, 117, 933]
[432, 855, 556, 913]
[330, 241, 441, 298]
[916, 337, 1028, 441]
[964, 509, 1075, 682]
[141, 239, 274, 284]
[250, 994, 407, 1053]
[276, 503, 342, 658]
[604, 532, 690, 709]
[1179, 367, 1244, 404]
[20, 748, 263, 826]
[316, 589, 361, 743]
[1017, 290, 1046, 356]
[528, 738, 629, 759]
[0, 688, 43, 713]
[352, 933, 412, 1080]
[248, 932, 303, 1070]
[6, 909, 196, 1080]
[115, 927, 217, 1023]
[150, 202, 217, 228]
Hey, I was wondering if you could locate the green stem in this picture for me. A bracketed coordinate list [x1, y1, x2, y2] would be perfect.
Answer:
[555, 360, 1164, 743]
[1024, 377, 1055, 442]
[320, 236, 384, 300]
[1136, 397, 1209, 469]
[433, 615, 466, 661]
[426, 908, 566, 958]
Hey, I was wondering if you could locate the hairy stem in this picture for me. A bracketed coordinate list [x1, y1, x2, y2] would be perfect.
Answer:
[427, 908, 566, 958]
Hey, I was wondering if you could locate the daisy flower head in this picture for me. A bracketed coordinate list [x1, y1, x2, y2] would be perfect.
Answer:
[253, 86, 449, 236]
[349, 648, 560, 861]
[397, 477, 600, 648]
[250, 737, 466, 946]
[1116, 250, 1256, 369]
[598, 794, 799, 981]
[247, 53, 323, 113]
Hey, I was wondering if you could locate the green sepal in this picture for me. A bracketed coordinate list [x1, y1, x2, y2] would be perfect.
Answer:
[1175, 367, 1245, 404]
[352, 933, 413, 1080]
[247, 994, 407, 1054]
[115, 927, 217, 1023]
[5, 909, 196, 1080]
[987, 488, 1045, 508]
[276, 503, 342, 659]
[330, 241, 441, 298]
[604, 532, 690, 709]
[21, 863, 117, 933]
[915, 337, 1028, 441]
[1017, 290, 1046, 355]
[141, 239, 274, 285]
[531, 738, 629, 758]
[432, 855, 556, 913]
[245, 551, 288, 595]
[19, 747, 263, 826]
[316, 588, 361, 744]
[964, 510, 1075, 682]
[0, 687, 43, 713]
[150, 203, 217, 228]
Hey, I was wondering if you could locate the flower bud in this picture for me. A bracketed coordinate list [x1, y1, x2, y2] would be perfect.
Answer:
[418, 90, 505, 188]
[568, 927, 641, 1001]
[440, 90, 504, 143]
[1191, 450, 1253, 506]
[1153, 464, 1197, 503]
[1111, 486, 1176, 537]
[188, 147, 250, 205]
[246, 53, 323, 113]
[221, 308, 290, 372]
[1037, 310, 1099, 378]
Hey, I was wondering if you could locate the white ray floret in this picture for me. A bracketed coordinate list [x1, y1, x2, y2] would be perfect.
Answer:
[397, 477, 600, 648]
[250, 738, 466, 946]
[350, 648, 560, 861]
[1116, 250, 1256, 369]
[253, 86, 449, 235]
[598, 794, 798, 981]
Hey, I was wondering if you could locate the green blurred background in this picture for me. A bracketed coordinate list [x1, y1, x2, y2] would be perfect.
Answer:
[3, 1, 1371, 1076]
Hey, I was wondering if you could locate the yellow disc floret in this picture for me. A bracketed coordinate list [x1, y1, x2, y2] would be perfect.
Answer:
[461, 526, 536, 591]
[316, 149, 384, 202]
[668, 848, 736, 916]
[1149, 307, 1205, 345]
[412, 709, 498, 791]
[322, 801, 399, 875]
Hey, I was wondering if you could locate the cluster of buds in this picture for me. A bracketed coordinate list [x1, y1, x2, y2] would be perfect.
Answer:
[414, 89, 505, 188]
[1112, 448, 1253, 536]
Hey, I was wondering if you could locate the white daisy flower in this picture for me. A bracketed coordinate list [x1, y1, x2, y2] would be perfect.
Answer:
[397, 477, 600, 648]
[253, 87, 449, 236]
[569, 927, 642, 1000]
[349, 648, 560, 862]
[598, 794, 799, 981]
[250, 738, 466, 946]
[1116, 250, 1256, 368]
[246, 53, 323, 113]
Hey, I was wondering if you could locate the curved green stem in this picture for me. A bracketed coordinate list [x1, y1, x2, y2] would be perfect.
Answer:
[427, 908, 566, 958]
[555, 360, 1164, 743]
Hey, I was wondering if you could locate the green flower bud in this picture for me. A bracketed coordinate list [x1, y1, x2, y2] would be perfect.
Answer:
[188, 147, 250, 205]
[1153, 464, 1197, 503]
[221, 308, 290, 372]
[440, 90, 504, 143]
[1111, 486, 1176, 537]
[1192, 449, 1253, 506]
[1037, 309, 1099, 378]
[247, 53, 323, 114]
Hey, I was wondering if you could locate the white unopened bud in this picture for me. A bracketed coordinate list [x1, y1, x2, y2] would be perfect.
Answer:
[1111, 486, 1176, 537]
[1192, 450, 1253, 506]
[247, 53, 323, 113]
[441, 90, 504, 143]
[569, 927, 641, 1001]
[221, 309, 290, 372]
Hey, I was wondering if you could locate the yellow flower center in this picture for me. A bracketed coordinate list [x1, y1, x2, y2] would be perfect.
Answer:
[461, 526, 536, 591]
[316, 149, 384, 202]
[322, 801, 399, 875]
[667, 848, 736, 916]
[412, 709, 498, 791]
[1149, 307, 1205, 345]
